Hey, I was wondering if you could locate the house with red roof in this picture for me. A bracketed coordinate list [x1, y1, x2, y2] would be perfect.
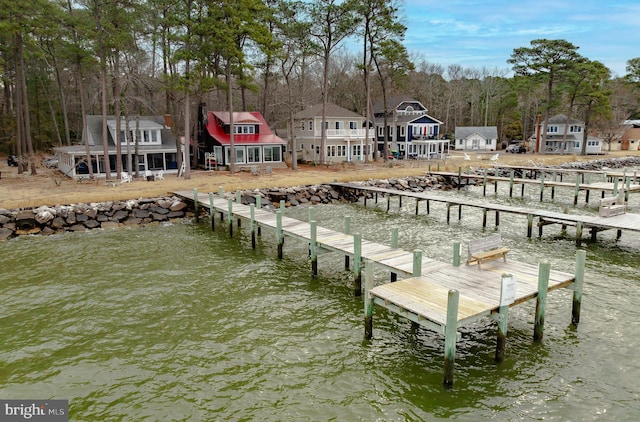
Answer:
[199, 106, 287, 169]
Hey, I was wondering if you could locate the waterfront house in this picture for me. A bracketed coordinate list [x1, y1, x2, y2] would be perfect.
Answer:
[372, 96, 446, 159]
[54, 115, 178, 179]
[454, 126, 498, 151]
[198, 107, 287, 169]
[290, 103, 374, 164]
[530, 114, 603, 154]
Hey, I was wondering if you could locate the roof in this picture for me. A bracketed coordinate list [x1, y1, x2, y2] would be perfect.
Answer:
[293, 103, 363, 120]
[375, 113, 443, 125]
[547, 114, 583, 125]
[455, 126, 498, 139]
[54, 115, 176, 154]
[372, 96, 427, 114]
[622, 127, 640, 141]
[205, 111, 286, 146]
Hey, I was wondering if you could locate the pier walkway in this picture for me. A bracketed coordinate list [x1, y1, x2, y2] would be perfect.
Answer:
[331, 182, 640, 244]
[174, 189, 582, 385]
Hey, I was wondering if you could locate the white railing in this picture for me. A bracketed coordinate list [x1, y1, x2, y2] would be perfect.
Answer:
[316, 129, 367, 138]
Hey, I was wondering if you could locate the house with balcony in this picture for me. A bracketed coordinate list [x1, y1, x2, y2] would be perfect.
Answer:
[290, 103, 374, 164]
[530, 114, 602, 154]
[454, 126, 498, 151]
[372, 96, 446, 159]
[54, 115, 178, 178]
[198, 107, 287, 169]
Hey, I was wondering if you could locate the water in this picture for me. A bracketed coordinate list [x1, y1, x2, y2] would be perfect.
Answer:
[2, 178, 640, 421]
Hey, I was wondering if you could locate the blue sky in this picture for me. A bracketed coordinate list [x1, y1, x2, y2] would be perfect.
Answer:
[401, 0, 638, 77]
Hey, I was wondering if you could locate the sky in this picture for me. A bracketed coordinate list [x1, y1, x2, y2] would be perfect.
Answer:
[401, 0, 639, 77]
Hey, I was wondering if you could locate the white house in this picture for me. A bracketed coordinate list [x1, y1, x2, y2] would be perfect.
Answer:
[531, 114, 602, 154]
[454, 126, 498, 151]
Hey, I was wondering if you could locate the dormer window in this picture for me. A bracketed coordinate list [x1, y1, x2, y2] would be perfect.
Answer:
[108, 119, 163, 146]
[233, 125, 256, 134]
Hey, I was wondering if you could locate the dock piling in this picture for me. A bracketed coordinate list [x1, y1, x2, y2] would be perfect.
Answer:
[364, 262, 374, 339]
[209, 192, 214, 231]
[310, 221, 318, 278]
[227, 199, 233, 237]
[250, 204, 256, 249]
[354, 233, 362, 296]
[413, 250, 422, 276]
[391, 228, 399, 282]
[344, 216, 351, 269]
[534, 262, 551, 341]
[495, 273, 514, 363]
[276, 210, 283, 259]
[193, 188, 199, 222]
[572, 250, 586, 326]
[255, 195, 262, 236]
[452, 242, 460, 267]
[443, 289, 460, 387]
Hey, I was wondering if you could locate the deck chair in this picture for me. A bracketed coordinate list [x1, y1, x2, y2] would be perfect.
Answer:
[490, 153, 499, 163]
[120, 172, 132, 183]
[464, 152, 471, 161]
[154, 170, 164, 180]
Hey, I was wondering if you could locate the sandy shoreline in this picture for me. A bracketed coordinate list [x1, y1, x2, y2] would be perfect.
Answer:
[2, 151, 639, 210]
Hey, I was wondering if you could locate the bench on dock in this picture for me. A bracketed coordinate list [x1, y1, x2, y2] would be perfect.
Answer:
[599, 195, 626, 217]
[466, 234, 509, 269]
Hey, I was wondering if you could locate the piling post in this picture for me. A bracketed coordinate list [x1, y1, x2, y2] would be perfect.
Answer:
[521, 183, 525, 197]
[276, 210, 284, 259]
[280, 199, 286, 214]
[482, 208, 487, 228]
[613, 177, 619, 196]
[209, 192, 215, 231]
[354, 233, 362, 296]
[218, 186, 224, 198]
[415, 199, 420, 215]
[576, 221, 583, 247]
[452, 242, 460, 267]
[255, 195, 262, 236]
[496, 273, 515, 362]
[495, 211, 500, 228]
[399, 195, 403, 209]
[457, 167, 462, 190]
[308, 206, 315, 223]
[573, 178, 580, 205]
[443, 289, 460, 387]
[390, 228, 399, 282]
[509, 170, 514, 197]
[224, 198, 233, 237]
[310, 221, 318, 278]
[386, 195, 391, 212]
[364, 262, 374, 340]
[527, 214, 533, 238]
[250, 204, 256, 249]
[446, 203, 451, 224]
[236, 191, 242, 203]
[534, 262, 551, 341]
[413, 249, 422, 276]
[426, 200, 430, 214]
[483, 169, 488, 196]
[458, 205, 462, 221]
[572, 250, 586, 326]
[539, 173, 545, 201]
[625, 178, 631, 201]
[193, 188, 199, 222]
[344, 216, 351, 269]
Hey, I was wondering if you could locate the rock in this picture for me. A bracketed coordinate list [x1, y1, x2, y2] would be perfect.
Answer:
[0, 227, 13, 240]
[170, 201, 187, 212]
[100, 221, 120, 230]
[84, 219, 101, 229]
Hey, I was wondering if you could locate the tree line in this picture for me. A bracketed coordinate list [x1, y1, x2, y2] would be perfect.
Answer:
[2, 0, 639, 176]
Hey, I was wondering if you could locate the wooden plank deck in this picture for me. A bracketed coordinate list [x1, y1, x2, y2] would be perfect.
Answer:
[330, 183, 640, 238]
[428, 171, 640, 194]
[174, 189, 576, 333]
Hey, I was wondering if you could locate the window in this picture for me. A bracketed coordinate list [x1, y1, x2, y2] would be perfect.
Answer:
[301, 121, 305, 131]
[349, 121, 358, 130]
[247, 146, 260, 163]
[547, 126, 558, 133]
[335, 121, 343, 130]
[233, 125, 255, 134]
[264, 146, 281, 162]
[309, 120, 313, 131]
[400, 126, 405, 136]
[569, 125, 582, 133]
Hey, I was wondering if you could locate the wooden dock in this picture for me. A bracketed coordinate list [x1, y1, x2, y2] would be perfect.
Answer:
[429, 168, 640, 205]
[331, 182, 640, 244]
[174, 189, 584, 385]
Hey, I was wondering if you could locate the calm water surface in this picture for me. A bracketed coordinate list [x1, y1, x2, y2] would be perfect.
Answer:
[1, 177, 640, 421]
